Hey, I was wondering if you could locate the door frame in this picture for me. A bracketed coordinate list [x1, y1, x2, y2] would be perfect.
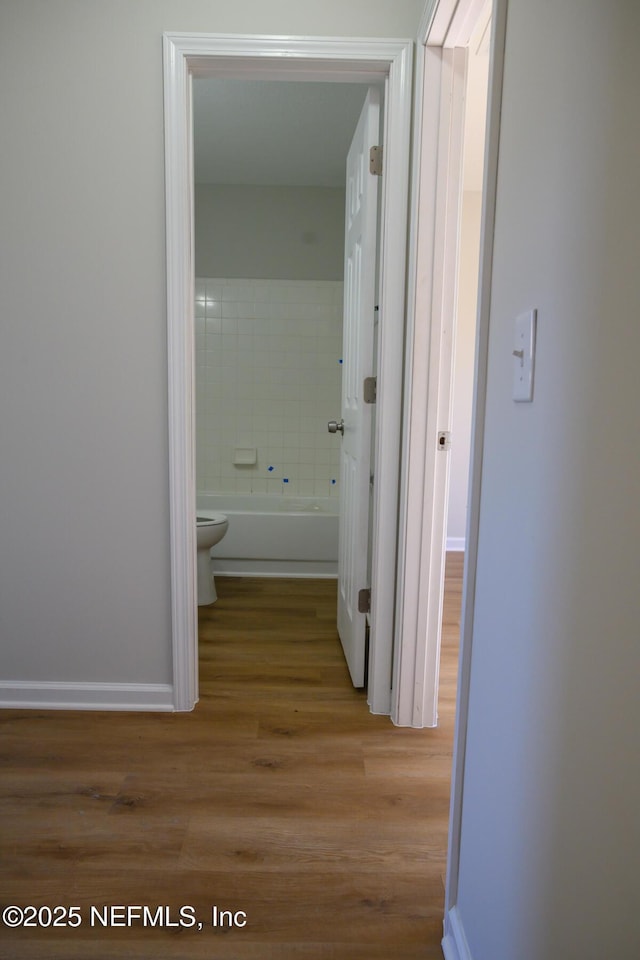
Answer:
[440, 2, 507, 952]
[393, 0, 495, 728]
[162, 33, 413, 715]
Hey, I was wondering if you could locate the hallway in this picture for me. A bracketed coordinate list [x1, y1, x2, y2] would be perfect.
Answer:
[0, 557, 462, 959]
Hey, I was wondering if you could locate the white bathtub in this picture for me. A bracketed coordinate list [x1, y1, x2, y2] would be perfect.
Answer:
[197, 494, 339, 578]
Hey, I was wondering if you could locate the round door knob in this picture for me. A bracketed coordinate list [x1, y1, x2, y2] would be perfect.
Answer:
[328, 419, 344, 435]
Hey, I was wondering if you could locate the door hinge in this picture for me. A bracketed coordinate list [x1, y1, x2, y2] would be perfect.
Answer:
[358, 588, 371, 614]
[363, 376, 377, 404]
[438, 430, 452, 451]
[369, 145, 383, 176]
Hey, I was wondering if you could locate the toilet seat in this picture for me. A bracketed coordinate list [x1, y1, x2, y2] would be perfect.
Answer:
[197, 513, 227, 526]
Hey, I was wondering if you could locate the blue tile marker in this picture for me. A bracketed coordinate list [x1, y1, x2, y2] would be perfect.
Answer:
[283, 478, 289, 484]
[268, 466, 274, 472]
[331, 479, 337, 485]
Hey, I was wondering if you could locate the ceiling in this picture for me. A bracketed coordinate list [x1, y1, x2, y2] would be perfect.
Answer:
[193, 79, 370, 188]
[193, 18, 490, 194]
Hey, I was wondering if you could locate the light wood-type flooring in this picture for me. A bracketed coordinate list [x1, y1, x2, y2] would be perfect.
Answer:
[0, 554, 463, 960]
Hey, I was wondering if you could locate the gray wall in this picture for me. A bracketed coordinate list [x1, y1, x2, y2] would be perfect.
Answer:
[454, 0, 640, 956]
[0, 0, 420, 693]
[195, 184, 345, 280]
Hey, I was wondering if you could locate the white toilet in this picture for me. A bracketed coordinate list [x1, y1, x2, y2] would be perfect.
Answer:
[196, 512, 228, 605]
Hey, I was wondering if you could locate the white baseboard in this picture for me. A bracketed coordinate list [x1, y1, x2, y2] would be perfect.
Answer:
[0, 681, 175, 711]
[442, 907, 473, 960]
[446, 537, 466, 552]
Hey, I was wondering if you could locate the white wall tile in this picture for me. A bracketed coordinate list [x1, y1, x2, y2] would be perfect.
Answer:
[195, 277, 343, 497]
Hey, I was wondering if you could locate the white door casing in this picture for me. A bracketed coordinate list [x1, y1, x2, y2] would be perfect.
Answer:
[394, 40, 469, 729]
[162, 34, 412, 717]
[394, 0, 493, 729]
[336, 88, 381, 688]
[441, 1, 507, 950]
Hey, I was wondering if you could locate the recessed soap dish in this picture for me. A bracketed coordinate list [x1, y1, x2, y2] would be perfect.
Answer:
[233, 447, 257, 466]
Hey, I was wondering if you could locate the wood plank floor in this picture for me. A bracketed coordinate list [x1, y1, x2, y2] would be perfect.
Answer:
[0, 554, 463, 960]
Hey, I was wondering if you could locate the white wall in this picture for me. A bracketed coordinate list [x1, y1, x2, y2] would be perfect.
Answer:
[195, 185, 346, 280]
[0, 0, 420, 702]
[451, 1, 640, 957]
[446, 191, 482, 546]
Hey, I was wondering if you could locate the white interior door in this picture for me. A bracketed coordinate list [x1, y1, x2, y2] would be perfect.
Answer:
[332, 87, 380, 688]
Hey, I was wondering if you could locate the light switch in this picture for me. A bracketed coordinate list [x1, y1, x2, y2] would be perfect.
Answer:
[512, 309, 537, 402]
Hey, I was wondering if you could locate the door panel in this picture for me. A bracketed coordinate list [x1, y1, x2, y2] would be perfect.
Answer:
[335, 87, 380, 688]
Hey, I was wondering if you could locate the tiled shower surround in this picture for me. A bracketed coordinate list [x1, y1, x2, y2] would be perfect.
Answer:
[195, 277, 343, 498]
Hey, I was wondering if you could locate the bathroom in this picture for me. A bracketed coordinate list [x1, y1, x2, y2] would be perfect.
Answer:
[193, 78, 372, 600]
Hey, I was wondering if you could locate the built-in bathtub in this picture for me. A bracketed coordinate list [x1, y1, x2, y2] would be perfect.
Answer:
[197, 493, 339, 577]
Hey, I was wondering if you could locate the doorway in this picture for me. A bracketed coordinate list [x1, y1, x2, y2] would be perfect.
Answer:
[191, 76, 378, 686]
[163, 34, 413, 716]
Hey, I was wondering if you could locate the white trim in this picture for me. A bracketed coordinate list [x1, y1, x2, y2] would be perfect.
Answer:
[444, 0, 491, 48]
[367, 41, 414, 719]
[164, 35, 199, 712]
[394, 0, 496, 731]
[393, 41, 468, 729]
[446, 537, 466, 552]
[427, 0, 464, 46]
[0, 681, 175, 712]
[442, 906, 473, 960]
[163, 34, 413, 718]
[444, 0, 508, 922]
[418, 0, 441, 45]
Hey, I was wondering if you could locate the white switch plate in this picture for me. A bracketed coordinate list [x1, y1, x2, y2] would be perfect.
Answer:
[513, 309, 537, 402]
